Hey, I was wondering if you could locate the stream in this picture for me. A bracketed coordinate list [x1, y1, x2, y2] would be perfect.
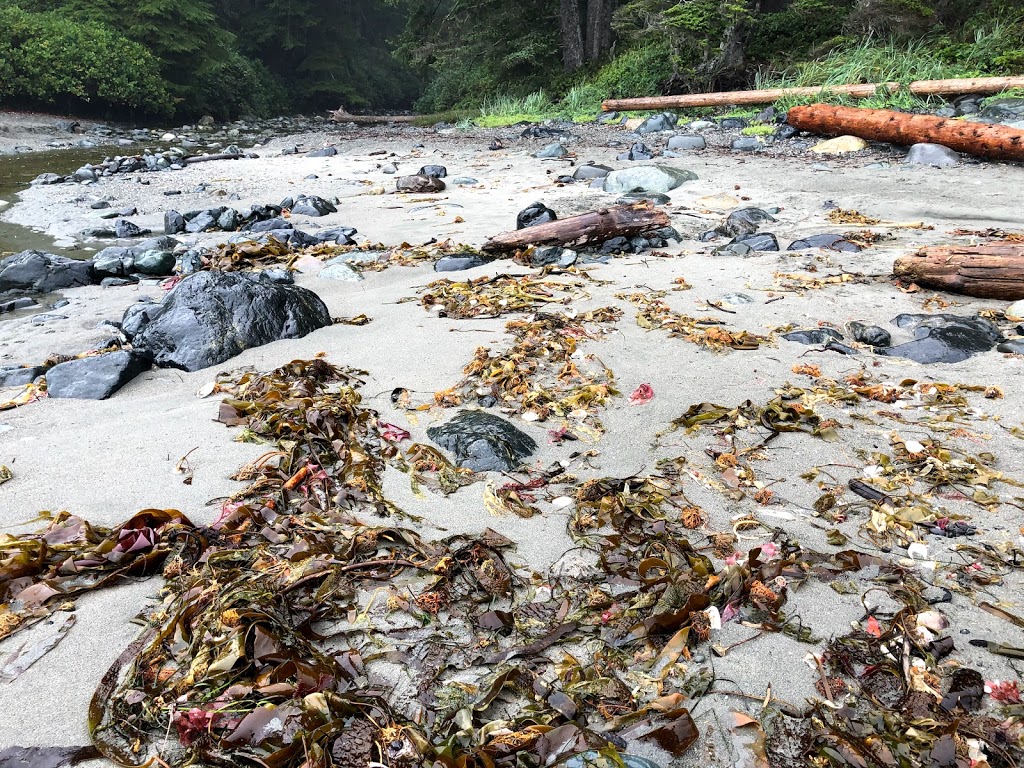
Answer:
[0, 146, 122, 259]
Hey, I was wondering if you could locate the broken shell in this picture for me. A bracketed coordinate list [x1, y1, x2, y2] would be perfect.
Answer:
[916, 610, 949, 632]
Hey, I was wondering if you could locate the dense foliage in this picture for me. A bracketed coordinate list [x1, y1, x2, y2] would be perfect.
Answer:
[0, 0, 1020, 121]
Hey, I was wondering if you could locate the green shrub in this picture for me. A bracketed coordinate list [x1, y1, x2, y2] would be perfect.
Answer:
[746, 0, 855, 62]
[0, 5, 171, 115]
[188, 52, 290, 120]
[593, 42, 675, 99]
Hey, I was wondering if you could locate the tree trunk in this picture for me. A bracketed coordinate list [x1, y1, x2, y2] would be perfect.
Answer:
[787, 104, 1024, 162]
[585, 0, 613, 62]
[600, 75, 1024, 112]
[482, 202, 670, 253]
[560, 0, 584, 72]
[893, 243, 1024, 300]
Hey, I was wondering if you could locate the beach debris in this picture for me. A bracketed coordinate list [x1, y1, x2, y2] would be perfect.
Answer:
[894, 242, 1024, 300]
[0, 612, 76, 683]
[628, 384, 654, 405]
[126, 271, 332, 371]
[439, 308, 621, 431]
[0, 466, 11, 486]
[620, 291, 767, 350]
[417, 273, 589, 318]
[483, 202, 671, 252]
[427, 410, 537, 472]
[0, 745, 100, 768]
[788, 103, 1024, 162]
[0, 354, 1021, 766]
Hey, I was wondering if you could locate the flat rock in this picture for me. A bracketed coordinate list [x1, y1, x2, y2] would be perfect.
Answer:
[1006, 300, 1024, 322]
[427, 410, 537, 472]
[732, 232, 779, 251]
[636, 113, 677, 133]
[572, 164, 612, 180]
[435, 254, 491, 272]
[128, 271, 332, 371]
[534, 143, 568, 158]
[45, 351, 150, 400]
[906, 143, 960, 167]
[811, 136, 868, 154]
[603, 165, 697, 194]
[0, 251, 94, 294]
[731, 137, 762, 152]
[880, 313, 1003, 364]
[667, 135, 706, 150]
[0, 366, 45, 388]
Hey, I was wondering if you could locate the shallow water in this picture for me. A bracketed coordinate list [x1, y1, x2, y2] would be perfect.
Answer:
[0, 146, 120, 258]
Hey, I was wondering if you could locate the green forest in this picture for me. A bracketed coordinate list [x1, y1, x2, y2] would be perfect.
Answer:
[0, 0, 1021, 121]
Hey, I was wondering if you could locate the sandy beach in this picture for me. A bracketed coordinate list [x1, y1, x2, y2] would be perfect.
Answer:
[2, 119, 1023, 767]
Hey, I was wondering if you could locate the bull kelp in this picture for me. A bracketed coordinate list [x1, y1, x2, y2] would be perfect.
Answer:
[2, 359, 1023, 767]
[618, 291, 768, 350]
[417, 274, 590, 319]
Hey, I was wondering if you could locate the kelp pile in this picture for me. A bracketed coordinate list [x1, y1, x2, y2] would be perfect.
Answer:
[618, 291, 767, 351]
[418, 274, 590, 319]
[434, 308, 622, 436]
[3, 358, 1023, 768]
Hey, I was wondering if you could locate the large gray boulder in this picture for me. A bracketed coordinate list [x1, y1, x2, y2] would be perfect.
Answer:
[127, 271, 332, 371]
[906, 143, 960, 167]
[0, 251, 94, 294]
[602, 165, 697, 194]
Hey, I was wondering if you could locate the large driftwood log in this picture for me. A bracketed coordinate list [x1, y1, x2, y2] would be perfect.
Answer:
[328, 108, 416, 124]
[893, 243, 1024, 300]
[482, 202, 670, 253]
[600, 76, 1024, 112]
[787, 104, 1024, 161]
[183, 152, 256, 165]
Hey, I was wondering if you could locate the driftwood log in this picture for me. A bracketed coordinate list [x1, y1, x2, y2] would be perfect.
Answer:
[893, 242, 1024, 300]
[183, 152, 256, 165]
[601, 76, 1024, 112]
[787, 104, 1024, 161]
[482, 202, 670, 253]
[328, 108, 416, 124]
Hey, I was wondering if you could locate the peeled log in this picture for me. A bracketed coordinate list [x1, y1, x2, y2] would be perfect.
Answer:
[601, 76, 1024, 112]
[787, 104, 1024, 161]
[893, 243, 1024, 300]
[482, 202, 670, 253]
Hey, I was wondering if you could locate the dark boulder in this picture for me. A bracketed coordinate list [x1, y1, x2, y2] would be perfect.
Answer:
[128, 271, 332, 372]
[185, 210, 220, 234]
[880, 314, 1003, 364]
[435, 253, 492, 272]
[0, 365, 45, 388]
[718, 208, 776, 237]
[0, 251, 94, 294]
[164, 210, 187, 235]
[45, 351, 150, 400]
[517, 202, 557, 230]
[314, 226, 358, 245]
[418, 165, 447, 178]
[115, 220, 150, 239]
[848, 322, 891, 347]
[290, 195, 337, 217]
[787, 234, 861, 252]
[396, 175, 445, 193]
[731, 232, 779, 251]
[427, 410, 537, 472]
[306, 147, 338, 157]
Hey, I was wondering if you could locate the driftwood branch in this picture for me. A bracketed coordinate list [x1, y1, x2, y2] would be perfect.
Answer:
[600, 76, 1024, 112]
[481, 202, 671, 253]
[787, 104, 1024, 162]
[328, 108, 416, 124]
[893, 242, 1024, 300]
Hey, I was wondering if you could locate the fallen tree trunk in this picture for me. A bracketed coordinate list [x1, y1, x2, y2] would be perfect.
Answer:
[893, 243, 1024, 300]
[482, 202, 670, 253]
[786, 104, 1024, 161]
[183, 152, 256, 165]
[328, 110, 417, 124]
[601, 76, 1024, 112]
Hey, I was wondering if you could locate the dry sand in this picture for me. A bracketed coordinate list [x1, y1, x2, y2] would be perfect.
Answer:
[2, 122, 1023, 766]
